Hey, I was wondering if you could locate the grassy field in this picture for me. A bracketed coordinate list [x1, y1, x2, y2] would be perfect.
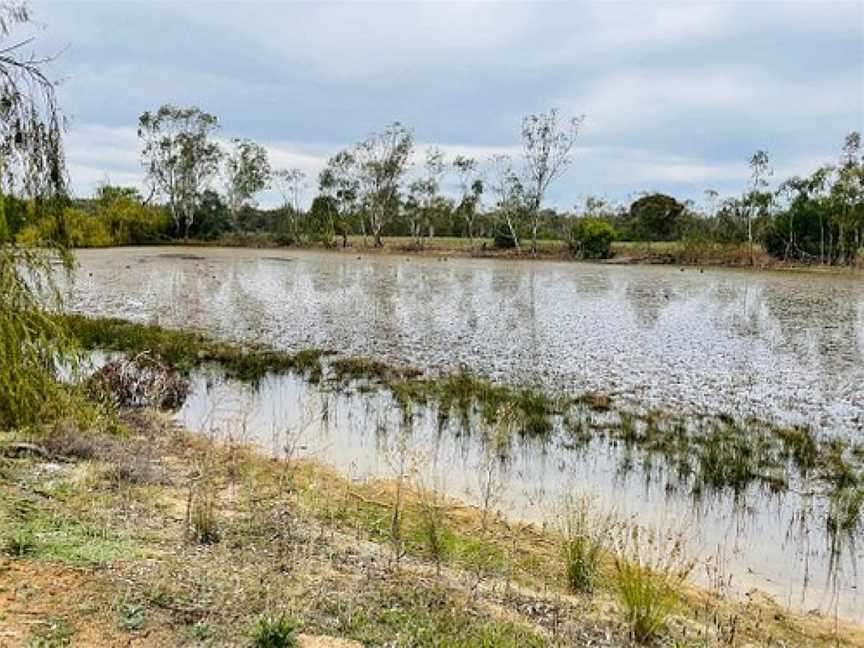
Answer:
[1, 413, 862, 647]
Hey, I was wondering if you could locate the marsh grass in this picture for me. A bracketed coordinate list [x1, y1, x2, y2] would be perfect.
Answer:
[613, 524, 696, 644]
[62, 314, 330, 383]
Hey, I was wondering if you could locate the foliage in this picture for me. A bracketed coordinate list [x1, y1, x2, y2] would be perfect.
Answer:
[190, 189, 232, 240]
[628, 193, 686, 242]
[521, 108, 584, 254]
[223, 137, 271, 219]
[0, 2, 80, 429]
[613, 525, 694, 644]
[138, 104, 222, 238]
[560, 495, 615, 594]
[352, 121, 414, 247]
[566, 217, 616, 259]
[249, 615, 298, 648]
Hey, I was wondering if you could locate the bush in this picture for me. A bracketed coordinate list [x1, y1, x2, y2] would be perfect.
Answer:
[567, 218, 616, 259]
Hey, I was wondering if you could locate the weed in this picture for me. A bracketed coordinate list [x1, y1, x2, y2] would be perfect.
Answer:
[188, 487, 220, 545]
[250, 614, 298, 648]
[118, 602, 146, 632]
[2, 526, 36, 556]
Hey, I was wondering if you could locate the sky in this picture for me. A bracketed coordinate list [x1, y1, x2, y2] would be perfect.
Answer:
[28, 0, 864, 210]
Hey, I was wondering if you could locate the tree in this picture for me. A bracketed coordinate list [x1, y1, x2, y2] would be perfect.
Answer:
[224, 138, 270, 225]
[318, 150, 358, 246]
[745, 150, 772, 265]
[453, 155, 483, 245]
[138, 105, 222, 239]
[628, 193, 685, 241]
[520, 109, 585, 255]
[0, 1, 81, 427]
[831, 132, 863, 262]
[406, 147, 446, 248]
[353, 122, 413, 247]
[488, 154, 527, 250]
[272, 167, 306, 240]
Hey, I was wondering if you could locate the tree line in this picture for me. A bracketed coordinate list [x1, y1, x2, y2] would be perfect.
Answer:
[6, 101, 863, 265]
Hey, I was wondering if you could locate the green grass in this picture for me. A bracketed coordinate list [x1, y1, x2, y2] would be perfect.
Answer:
[0, 493, 136, 565]
[316, 583, 547, 647]
[61, 314, 330, 382]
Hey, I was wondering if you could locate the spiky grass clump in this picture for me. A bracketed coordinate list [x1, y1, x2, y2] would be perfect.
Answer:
[612, 524, 695, 644]
[560, 495, 615, 594]
[250, 614, 298, 648]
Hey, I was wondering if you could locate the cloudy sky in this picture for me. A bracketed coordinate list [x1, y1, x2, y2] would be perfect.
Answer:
[30, 1, 864, 209]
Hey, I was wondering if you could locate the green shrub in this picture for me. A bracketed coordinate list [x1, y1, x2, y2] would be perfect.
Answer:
[567, 217, 616, 259]
[250, 614, 298, 648]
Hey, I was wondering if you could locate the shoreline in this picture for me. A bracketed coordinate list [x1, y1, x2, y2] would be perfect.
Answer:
[2, 411, 862, 646]
[69, 236, 864, 275]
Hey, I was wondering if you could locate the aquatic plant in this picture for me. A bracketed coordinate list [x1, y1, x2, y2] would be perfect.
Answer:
[62, 314, 330, 383]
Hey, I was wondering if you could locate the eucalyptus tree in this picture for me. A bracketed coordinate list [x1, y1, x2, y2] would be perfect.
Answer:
[488, 154, 527, 251]
[832, 131, 863, 262]
[353, 122, 414, 247]
[318, 150, 358, 245]
[406, 147, 446, 247]
[744, 150, 772, 265]
[223, 138, 271, 225]
[0, 1, 79, 427]
[138, 105, 222, 239]
[273, 167, 306, 239]
[453, 155, 483, 245]
[521, 109, 585, 255]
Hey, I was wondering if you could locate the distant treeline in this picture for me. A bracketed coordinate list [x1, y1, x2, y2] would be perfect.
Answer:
[6, 103, 863, 265]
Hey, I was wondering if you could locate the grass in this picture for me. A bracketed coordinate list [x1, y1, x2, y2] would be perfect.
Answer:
[250, 615, 299, 648]
[1, 417, 862, 647]
[62, 314, 864, 537]
[61, 313, 331, 382]
[612, 525, 695, 645]
[560, 496, 616, 595]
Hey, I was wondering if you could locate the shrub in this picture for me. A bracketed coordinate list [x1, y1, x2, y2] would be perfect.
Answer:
[250, 614, 298, 648]
[567, 218, 616, 259]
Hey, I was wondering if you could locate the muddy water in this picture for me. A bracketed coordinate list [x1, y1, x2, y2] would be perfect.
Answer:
[67, 247, 864, 619]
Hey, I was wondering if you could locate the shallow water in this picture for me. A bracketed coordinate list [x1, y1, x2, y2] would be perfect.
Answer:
[67, 246, 864, 619]
[68, 247, 864, 435]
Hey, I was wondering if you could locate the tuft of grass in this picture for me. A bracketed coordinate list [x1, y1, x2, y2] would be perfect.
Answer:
[250, 614, 299, 648]
[612, 524, 695, 645]
[560, 496, 615, 594]
[330, 356, 422, 383]
[188, 488, 220, 545]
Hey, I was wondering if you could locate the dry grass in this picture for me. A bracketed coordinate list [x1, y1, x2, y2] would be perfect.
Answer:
[0, 417, 862, 647]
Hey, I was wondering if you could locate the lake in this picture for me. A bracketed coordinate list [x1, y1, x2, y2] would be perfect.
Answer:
[66, 246, 864, 619]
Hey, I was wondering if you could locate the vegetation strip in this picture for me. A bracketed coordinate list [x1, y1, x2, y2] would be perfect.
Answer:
[2, 416, 862, 646]
[63, 314, 864, 537]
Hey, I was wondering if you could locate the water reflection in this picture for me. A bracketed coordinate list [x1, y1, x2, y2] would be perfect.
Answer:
[176, 369, 862, 620]
[66, 247, 864, 434]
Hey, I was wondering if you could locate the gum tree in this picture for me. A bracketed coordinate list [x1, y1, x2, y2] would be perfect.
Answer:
[521, 109, 585, 255]
[353, 122, 413, 248]
[453, 155, 483, 245]
[273, 167, 307, 239]
[138, 105, 222, 239]
[224, 138, 271, 225]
